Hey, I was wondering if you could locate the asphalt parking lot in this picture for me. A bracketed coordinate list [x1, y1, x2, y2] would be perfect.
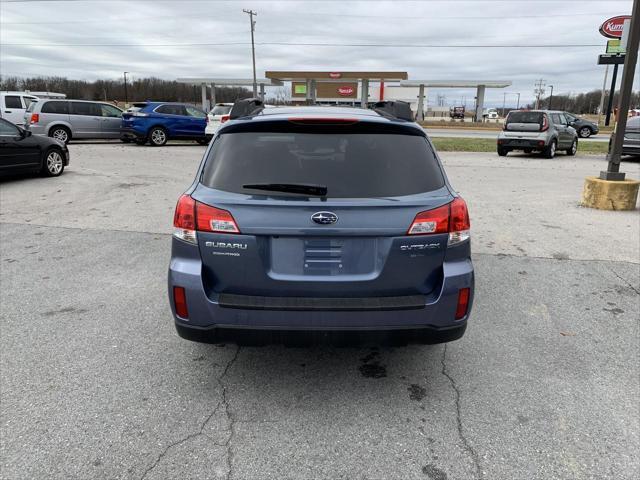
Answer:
[1, 144, 638, 480]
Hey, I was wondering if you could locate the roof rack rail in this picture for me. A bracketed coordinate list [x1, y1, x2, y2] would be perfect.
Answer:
[373, 101, 414, 122]
[229, 98, 264, 120]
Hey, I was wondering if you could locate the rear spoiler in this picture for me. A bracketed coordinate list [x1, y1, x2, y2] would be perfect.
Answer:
[229, 98, 264, 120]
[373, 101, 414, 121]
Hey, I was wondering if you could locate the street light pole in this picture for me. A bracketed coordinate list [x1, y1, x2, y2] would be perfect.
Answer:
[516, 92, 520, 109]
[243, 9, 258, 97]
[123, 71, 129, 107]
[548, 85, 554, 110]
[502, 93, 506, 118]
[601, 0, 640, 180]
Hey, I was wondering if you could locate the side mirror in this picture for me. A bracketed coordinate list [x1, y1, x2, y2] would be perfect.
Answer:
[20, 129, 32, 138]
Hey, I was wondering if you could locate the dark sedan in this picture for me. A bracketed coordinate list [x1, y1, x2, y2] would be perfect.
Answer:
[609, 116, 640, 157]
[0, 118, 69, 177]
[564, 112, 599, 138]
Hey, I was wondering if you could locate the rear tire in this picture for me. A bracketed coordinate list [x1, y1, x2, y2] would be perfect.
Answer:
[149, 127, 168, 146]
[497, 146, 509, 156]
[41, 148, 65, 177]
[134, 138, 147, 146]
[48, 126, 70, 144]
[523, 148, 532, 154]
[578, 127, 592, 138]
[566, 138, 578, 156]
[543, 140, 557, 159]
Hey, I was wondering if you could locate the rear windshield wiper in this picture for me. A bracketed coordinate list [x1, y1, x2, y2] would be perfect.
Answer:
[242, 183, 327, 196]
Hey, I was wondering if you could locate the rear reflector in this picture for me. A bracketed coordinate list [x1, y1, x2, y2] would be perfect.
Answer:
[455, 288, 470, 319]
[173, 286, 189, 318]
[30, 113, 39, 124]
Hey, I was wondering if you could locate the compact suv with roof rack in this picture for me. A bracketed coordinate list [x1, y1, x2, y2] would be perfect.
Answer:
[168, 99, 474, 345]
[497, 110, 578, 158]
[120, 102, 208, 146]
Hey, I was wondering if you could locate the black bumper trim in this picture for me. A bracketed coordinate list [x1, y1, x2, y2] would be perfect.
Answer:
[218, 293, 426, 311]
[175, 322, 467, 346]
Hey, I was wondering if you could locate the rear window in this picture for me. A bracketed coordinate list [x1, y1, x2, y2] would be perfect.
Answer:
[201, 130, 444, 198]
[211, 105, 232, 115]
[506, 111, 543, 124]
[41, 101, 69, 114]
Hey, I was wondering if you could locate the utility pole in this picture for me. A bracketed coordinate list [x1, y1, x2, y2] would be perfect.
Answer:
[123, 71, 129, 106]
[602, 0, 639, 180]
[516, 92, 520, 109]
[502, 92, 506, 117]
[605, 63, 619, 126]
[534, 79, 545, 109]
[243, 9, 258, 97]
[548, 85, 554, 110]
[597, 64, 609, 126]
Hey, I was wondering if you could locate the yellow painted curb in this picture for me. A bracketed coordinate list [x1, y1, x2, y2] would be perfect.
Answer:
[581, 176, 640, 211]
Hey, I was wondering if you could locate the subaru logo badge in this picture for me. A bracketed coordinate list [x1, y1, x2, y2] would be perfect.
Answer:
[311, 211, 338, 225]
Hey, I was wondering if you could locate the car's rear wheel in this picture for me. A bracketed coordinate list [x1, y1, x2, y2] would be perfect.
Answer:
[134, 138, 147, 146]
[523, 148, 532, 154]
[497, 146, 509, 156]
[578, 127, 592, 138]
[543, 140, 557, 159]
[566, 139, 578, 156]
[49, 126, 70, 144]
[149, 127, 168, 147]
[41, 148, 65, 177]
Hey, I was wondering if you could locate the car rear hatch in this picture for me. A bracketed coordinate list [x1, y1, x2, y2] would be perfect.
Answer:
[185, 118, 457, 301]
[121, 102, 149, 126]
[502, 111, 548, 140]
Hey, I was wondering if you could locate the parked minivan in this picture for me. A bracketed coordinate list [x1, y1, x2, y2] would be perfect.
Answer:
[24, 99, 123, 143]
[1, 92, 39, 127]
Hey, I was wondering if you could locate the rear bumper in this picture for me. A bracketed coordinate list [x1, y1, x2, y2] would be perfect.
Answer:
[498, 138, 546, 149]
[168, 249, 474, 339]
[119, 127, 146, 140]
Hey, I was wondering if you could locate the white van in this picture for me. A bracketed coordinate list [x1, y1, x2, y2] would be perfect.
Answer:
[1, 91, 67, 127]
[0, 92, 40, 126]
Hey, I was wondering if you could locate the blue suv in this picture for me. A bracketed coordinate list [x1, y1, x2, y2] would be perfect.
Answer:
[168, 100, 474, 346]
[120, 102, 208, 146]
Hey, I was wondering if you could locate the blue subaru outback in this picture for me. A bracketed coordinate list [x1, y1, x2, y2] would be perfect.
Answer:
[120, 102, 208, 146]
[168, 100, 473, 345]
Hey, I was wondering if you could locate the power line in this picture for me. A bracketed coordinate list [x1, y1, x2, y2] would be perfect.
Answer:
[0, 10, 619, 24]
[0, 41, 602, 48]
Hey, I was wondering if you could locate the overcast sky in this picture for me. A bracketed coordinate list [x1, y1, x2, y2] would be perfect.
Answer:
[0, 0, 636, 107]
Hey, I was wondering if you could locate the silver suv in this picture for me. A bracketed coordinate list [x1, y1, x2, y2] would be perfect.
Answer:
[24, 99, 123, 144]
[497, 110, 578, 158]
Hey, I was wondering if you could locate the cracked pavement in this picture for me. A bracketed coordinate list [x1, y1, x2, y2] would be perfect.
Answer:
[1, 145, 638, 479]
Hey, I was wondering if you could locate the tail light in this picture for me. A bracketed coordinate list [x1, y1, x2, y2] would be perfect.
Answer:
[173, 194, 239, 244]
[455, 288, 470, 319]
[408, 197, 470, 246]
[173, 286, 189, 318]
[30, 113, 39, 124]
[540, 114, 549, 132]
[220, 114, 230, 124]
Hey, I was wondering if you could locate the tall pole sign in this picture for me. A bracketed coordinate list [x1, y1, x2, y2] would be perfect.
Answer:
[600, 5, 639, 181]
